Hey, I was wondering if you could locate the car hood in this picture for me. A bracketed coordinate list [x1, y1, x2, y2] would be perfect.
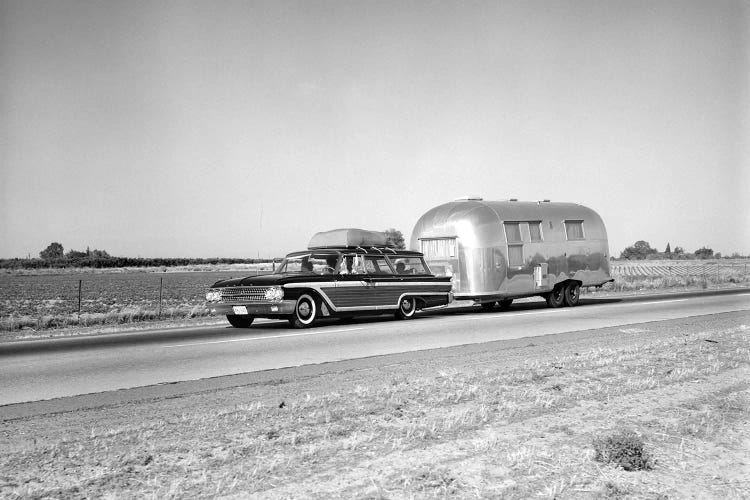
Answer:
[211, 274, 287, 288]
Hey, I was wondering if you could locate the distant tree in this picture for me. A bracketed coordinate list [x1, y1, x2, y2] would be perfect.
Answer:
[620, 240, 656, 260]
[40, 242, 64, 260]
[664, 242, 671, 255]
[384, 228, 406, 249]
[694, 247, 714, 259]
[715, 252, 722, 259]
[89, 248, 111, 258]
[673, 246, 685, 255]
[66, 249, 88, 260]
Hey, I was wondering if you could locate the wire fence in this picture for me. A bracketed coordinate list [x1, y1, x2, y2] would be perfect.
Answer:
[0, 269, 272, 331]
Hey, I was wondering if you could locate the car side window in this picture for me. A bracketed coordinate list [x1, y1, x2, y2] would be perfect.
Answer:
[339, 254, 365, 274]
[389, 256, 428, 274]
[364, 256, 393, 274]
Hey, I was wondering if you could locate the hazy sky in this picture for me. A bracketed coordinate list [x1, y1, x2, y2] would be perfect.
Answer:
[2, 0, 748, 258]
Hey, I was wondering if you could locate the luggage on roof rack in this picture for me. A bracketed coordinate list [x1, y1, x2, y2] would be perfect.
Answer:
[308, 228, 388, 249]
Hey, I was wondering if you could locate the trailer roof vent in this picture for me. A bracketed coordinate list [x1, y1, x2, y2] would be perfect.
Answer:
[454, 195, 483, 201]
[537, 199, 551, 204]
[509, 198, 518, 201]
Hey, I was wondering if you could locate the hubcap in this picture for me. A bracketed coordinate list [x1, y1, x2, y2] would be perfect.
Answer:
[298, 302, 311, 318]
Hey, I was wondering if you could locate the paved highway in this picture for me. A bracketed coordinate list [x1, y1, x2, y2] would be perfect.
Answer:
[1, 290, 748, 406]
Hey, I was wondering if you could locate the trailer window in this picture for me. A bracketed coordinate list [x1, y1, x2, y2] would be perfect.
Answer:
[504, 223, 522, 243]
[504, 222, 524, 267]
[565, 220, 585, 240]
[420, 238, 456, 258]
[528, 222, 543, 242]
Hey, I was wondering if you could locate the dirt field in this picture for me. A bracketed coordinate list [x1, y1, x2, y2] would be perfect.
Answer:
[0, 266, 271, 334]
[1, 311, 748, 498]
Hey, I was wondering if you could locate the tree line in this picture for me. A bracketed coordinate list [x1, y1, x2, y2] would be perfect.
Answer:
[0, 242, 266, 270]
[619, 241, 747, 260]
[6, 234, 740, 269]
[3, 230, 407, 270]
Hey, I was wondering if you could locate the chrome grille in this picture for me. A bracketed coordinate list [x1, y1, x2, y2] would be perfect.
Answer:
[219, 286, 270, 303]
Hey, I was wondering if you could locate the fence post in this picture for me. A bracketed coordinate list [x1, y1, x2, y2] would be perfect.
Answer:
[78, 279, 82, 318]
[158, 277, 163, 319]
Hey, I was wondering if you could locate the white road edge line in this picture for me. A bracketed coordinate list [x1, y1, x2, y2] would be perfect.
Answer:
[621, 299, 689, 306]
[163, 327, 365, 348]
[454, 309, 572, 321]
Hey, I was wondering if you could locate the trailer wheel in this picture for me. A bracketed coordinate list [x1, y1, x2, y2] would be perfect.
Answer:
[563, 282, 581, 307]
[546, 286, 565, 308]
[289, 294, 318, 328]
[395, 297, 417, 320]
[226, 314, 255, 328]
[498, 299, 513, 310]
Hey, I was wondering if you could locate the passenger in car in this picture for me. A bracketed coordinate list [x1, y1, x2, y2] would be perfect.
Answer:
[395, 262, 406, 274]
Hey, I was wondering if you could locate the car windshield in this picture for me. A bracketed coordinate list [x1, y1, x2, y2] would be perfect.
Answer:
[276, 253, 339, 275]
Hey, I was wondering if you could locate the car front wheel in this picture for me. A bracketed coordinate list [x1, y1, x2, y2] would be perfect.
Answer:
[226, 314, 255, 328]
[395, 296, 417, 320]
[290, 294, 318, 328]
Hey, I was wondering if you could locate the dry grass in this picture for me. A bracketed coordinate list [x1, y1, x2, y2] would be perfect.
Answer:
[1, 313, 748, 498]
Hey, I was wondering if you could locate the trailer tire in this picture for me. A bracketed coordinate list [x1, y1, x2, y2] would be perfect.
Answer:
[290, 294, 318, 328]
[395, 296, 417, 320]
[226, 314, 255, 328]
[546, 286, 565, 308]
[564, 282, 581, 307]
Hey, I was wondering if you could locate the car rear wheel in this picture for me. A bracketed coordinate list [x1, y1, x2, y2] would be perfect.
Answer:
[290, 294, 318, 328]
[497, 299, 513, 310]
[564, 282, 581, 307]
[545, 286, 565, 308]
[395, 296, 417, 320]
[226, 314, 255, 328]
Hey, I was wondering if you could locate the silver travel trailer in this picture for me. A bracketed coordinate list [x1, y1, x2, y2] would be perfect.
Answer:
[410, 198, 613, 309]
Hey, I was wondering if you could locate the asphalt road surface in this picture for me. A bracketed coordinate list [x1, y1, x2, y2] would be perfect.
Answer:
[1, 290, 748, 407]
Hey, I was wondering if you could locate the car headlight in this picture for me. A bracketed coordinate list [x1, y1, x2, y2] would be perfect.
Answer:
[264, 286, 284, 302]
[205, 289, 223, 302]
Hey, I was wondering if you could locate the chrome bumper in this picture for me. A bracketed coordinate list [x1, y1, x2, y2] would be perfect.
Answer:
[208, 300, 296, 317]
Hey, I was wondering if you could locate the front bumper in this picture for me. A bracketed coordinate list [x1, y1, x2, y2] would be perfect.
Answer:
[208, 300, 296, 317]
